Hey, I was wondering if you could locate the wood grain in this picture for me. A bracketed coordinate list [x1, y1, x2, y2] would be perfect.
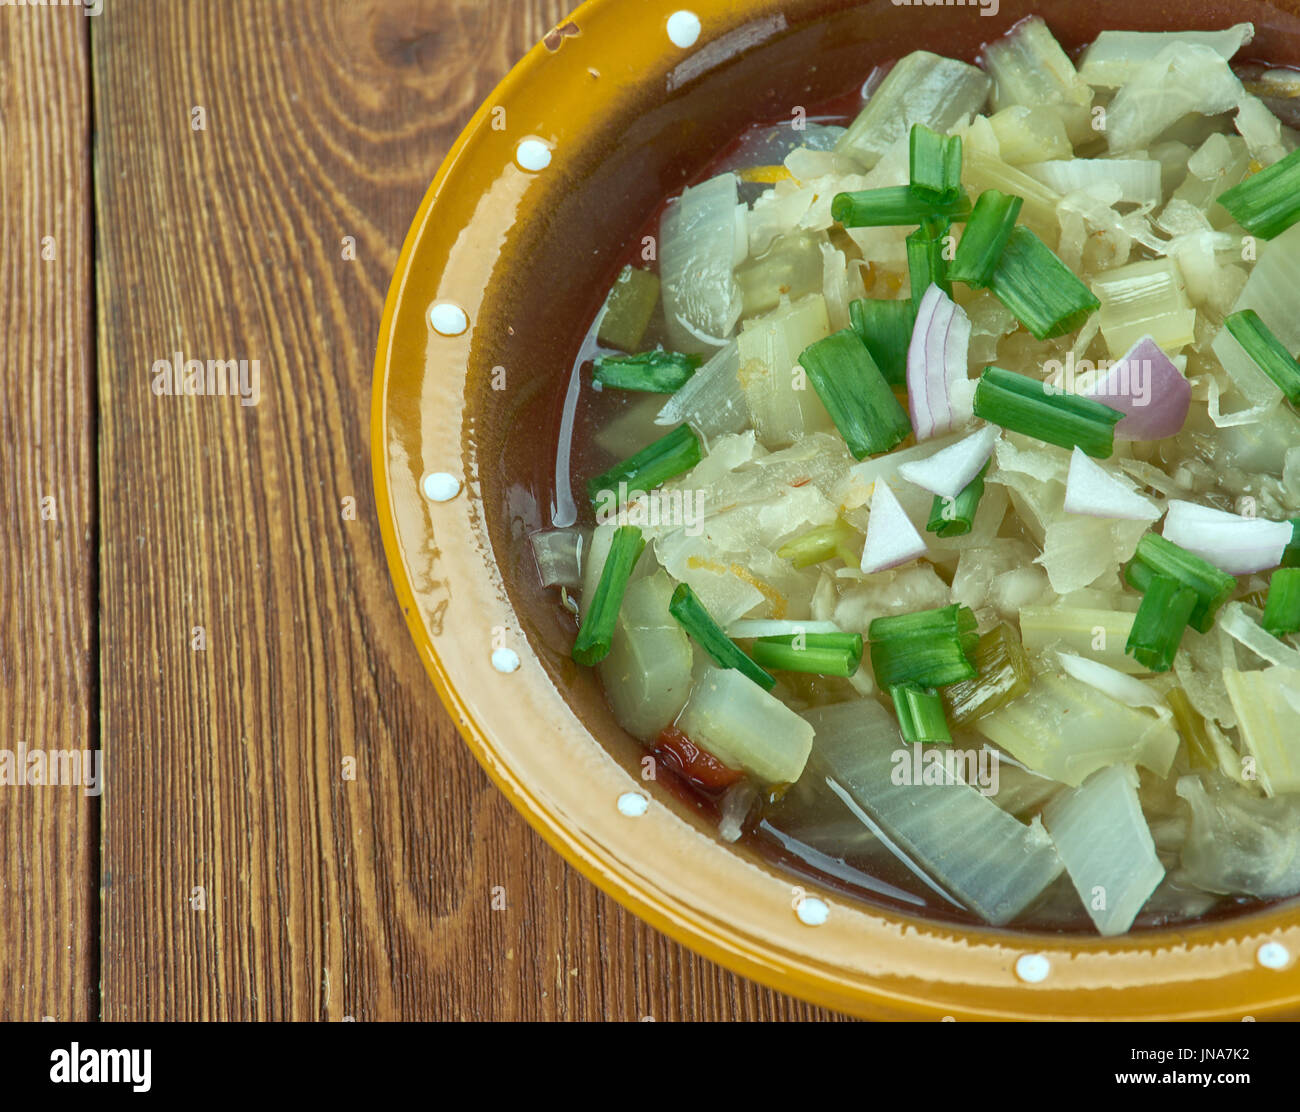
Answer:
[92, 0, 846, 1019]
[0, 7, 97, 1021]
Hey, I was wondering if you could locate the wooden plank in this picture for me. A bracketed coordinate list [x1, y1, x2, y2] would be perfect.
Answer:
[0, 8, 97, 1021]
[94, 0, 843, 1019]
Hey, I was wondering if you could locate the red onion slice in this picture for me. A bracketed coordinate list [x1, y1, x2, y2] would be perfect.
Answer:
[1063, 447, 1162, 521]
[860, 481, 928, 573]
[1163, 499, 1293, 574]
[1077, 335, 1191, 441]
[907, 283, 972, 441]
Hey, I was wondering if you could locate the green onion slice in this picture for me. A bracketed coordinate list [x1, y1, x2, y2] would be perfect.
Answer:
[907, 219, 952, 303]
[849, 297, 916, 387]
[1217, 145, 1300, 240]
[890, 684, 953, 744]
[1262, 567, 1300, 636]
[1125, 573, 1197, 673]
[909, 123, 963, 204]
[1224, 310, 1300, 406]
[750, 632, 864, 678]
[988, 224, 1100, 339]
[587, 423, 702, 515]
[831, 185, 972, 229]
[868, 604, 979, 688]
[972, 365, 1123, 458]
[571, 526, 645, 666]
[1123, 532, 1238, 635]
[798, 329, 912, 460]
[948, 189, 1023, 288]
[668, 583, 775, 690]
[592, 350, 702, 393]
[926, 462, 989, 538]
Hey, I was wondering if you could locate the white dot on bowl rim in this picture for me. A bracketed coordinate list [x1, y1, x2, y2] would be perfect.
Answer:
[428, 302, 468, 336]
[666, 10, 701, 48]
[515, 138, 552, 171]
[422, 472, 460, 502]
[1257, 941, 1290, 969]
[617, 791, 649, 817]
[794, 896, 829, 926]
[491, 647, 520, 674]
[1015, 953, 1050, 983]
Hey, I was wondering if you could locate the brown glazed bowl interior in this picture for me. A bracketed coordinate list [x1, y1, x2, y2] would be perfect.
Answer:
[373, 0, 1300, 1018]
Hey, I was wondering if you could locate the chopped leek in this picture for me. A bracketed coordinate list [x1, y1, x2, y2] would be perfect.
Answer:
[987, 226, 1101, 340]
[836, 51, 992, 170]
[975, 671, 1180, 786]
[972, 366, 1123, 458]
[751, 632, 863, 678]
[668, 582, 775, 691]
[909, 123, 962, 204]
[848, 297, 915, 387]
[798, 329, 912, 460]
[593, 350, 701, 393]
[737, 293, 835, 448]
[1125, 574, 1197, 673]
[597, 266, 661, 352]
[831, 185, 971, 229]
[1092, 259, 1197, 359]
[942, 622, 1033, 726]
[1124, 533, 1237, 634]
[677, 665, 813, 784]
[926, 461, 989, 538]
[890, 684, 952, 744]
[659, 173, 745, 353]
[1222, 667, 1300, 795]
[655, 340, 750, 440]
[980, 16, 1092, 119]
[1217, 145, 1300, 240]
[1262, 568, 1300, 636]
[572, 526, 645, 666]
[1224, 309, 1300, 405]
[1042, 764, 1165, 936]
[1167, 686, 1219, 771]
[587, 424, 703, 515]
[777, 518, 859, 568]
[948, 190, 1022, 288]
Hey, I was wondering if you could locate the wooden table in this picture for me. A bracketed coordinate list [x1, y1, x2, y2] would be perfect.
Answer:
[1, 0, 844, 1021]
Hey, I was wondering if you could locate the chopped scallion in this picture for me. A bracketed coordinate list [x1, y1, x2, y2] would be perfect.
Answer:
[1216, 145, 1300, 240]
[926, 461, 990, 537]
[972, 365, 1123, 458]
[831, 185, 971, 228]
[1261, 567, 1300, 636]
[907, 219, 951, 303]
[941, 623, 1033, 726]
[988, 224, 1100, 339]
[890, 684, 953, 744]
[587, 423, 702, 515]
[1167, 686, 1217, 771]
[909, 123, 963, 204]
[592, 350, 702, 393]
[750, 632, 864, 677]
[571, 526, 645, 666]
[948, 189, 1023, 288]
[1224, 309, 1300, 406]
[1281, 519, 1300, 569]
[849, 297, 916, 387]
[869, 604, 979, 688]
[776, 518, 860, 568]
[668, 583, 775, 690]
[1123, 533, 1238, 634]
[1126, 573, 1197, 673]
[798, 329, 912, 460]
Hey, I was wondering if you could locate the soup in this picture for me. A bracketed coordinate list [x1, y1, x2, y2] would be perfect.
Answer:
[529, 16, 1300, 935]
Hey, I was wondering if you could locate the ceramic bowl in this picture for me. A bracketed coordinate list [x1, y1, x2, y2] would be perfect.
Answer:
[372, 0, 1300, 1019]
